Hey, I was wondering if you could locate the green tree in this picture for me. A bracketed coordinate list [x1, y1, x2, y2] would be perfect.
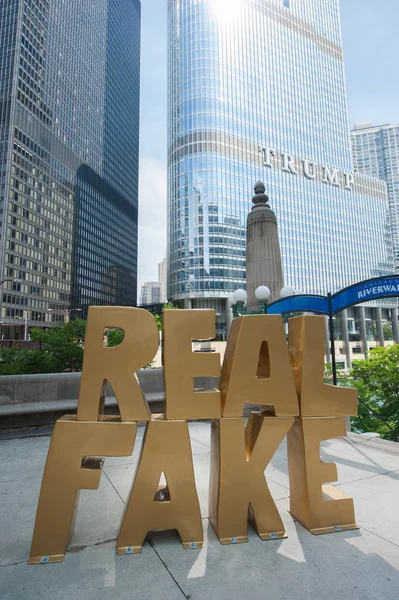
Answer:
[107, 328, 124, 347]
[30, 323, 84, 372]
[0, 347, 54, 375]
[324, 363, 353, 388]
[0, 322, 85, 375]
[106, 328, 155, 368]
[66, 317, 86, 340]
[153, 301, 179, 332]
[154, 314, 162, 331]
[350, 346, 399, 442]
[372, 321, 393, 341]
[162, 301, 179, 310]
[383, 322, 393, 340]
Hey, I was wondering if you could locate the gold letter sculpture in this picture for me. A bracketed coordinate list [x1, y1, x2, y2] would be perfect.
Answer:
[288, 315, 358, 417]
[287, 417, 358, 534]
[163, 309, 221, 420]
[221, 315, 299, 417]
[29, 416, 137, 564]
[209, 412, 294, 544]
[78, 306, 159, 422]
[29, 309, 361, 563]
[29, 306, 157, 564]
[117, 417, 203, 553]
[287, 316, 358, 534]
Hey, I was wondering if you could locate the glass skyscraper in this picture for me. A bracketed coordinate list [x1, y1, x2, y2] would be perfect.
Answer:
[167, 0, 393, 337]
[352, 122, 399, 271]
[0, 0, 140, 336]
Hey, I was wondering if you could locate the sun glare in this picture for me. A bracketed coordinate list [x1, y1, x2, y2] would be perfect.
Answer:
[211, 0, 241, 22]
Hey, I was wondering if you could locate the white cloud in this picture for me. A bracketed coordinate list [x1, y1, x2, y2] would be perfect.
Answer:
[138, 156, 167, 299]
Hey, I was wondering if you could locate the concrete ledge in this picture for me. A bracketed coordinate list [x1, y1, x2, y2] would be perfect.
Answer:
[347, 431, 399, 454]
[0, 369, 219, 429]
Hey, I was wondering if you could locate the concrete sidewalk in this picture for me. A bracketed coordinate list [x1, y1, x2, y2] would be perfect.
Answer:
[1, 422, 398, 599]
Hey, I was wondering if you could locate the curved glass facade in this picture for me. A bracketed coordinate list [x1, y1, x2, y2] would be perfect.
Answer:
[167, 0, 393, 328]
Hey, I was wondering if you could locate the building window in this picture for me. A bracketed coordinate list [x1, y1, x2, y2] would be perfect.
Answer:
[283, 0, 290, 7]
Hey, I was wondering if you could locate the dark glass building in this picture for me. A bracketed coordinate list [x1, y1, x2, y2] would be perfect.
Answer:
[0, 0, 140, 336]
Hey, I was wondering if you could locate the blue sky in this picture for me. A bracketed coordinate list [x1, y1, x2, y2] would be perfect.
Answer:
[138, 0, 399, 291]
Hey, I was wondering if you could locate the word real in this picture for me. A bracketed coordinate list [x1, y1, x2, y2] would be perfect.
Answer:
[29, 308, 359, 565]
[259, 146, 355, 191]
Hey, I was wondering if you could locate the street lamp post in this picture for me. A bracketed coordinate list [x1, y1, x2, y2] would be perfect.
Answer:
[47, 308, 82, 323]
[0, 277, 22, 287]
[230, 286, 271, 318]
[232, 288, 248, 317]
[280, 286, 296, 299]
[23, 310, 28, 341]
[255, 285, 272, 314]
[327, 292, 338, 386]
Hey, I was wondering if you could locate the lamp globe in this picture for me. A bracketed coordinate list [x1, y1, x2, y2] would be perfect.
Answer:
[280, 285, 295, 298]
[233, 289, 248, 303]
[255, 285, 271, 301]
[228, 293, 237, 306]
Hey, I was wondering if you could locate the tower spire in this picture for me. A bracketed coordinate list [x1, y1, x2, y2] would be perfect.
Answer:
[246, 182, 284, 309]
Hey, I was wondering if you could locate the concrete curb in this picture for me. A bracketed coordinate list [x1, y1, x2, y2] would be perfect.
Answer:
[0, 369, 219, 429]
[347, 431, 399, 454]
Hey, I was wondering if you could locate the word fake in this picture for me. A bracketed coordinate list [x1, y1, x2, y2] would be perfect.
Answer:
[29, 308, 359, 565]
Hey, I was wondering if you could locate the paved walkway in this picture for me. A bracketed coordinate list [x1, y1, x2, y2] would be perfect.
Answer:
[1, 422, 398, 599]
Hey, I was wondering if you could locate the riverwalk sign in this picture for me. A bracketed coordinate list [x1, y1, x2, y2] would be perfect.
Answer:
[267, 276, 399, 316]
[266, 275, 399, 384]
[29, 308, 360, 565]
